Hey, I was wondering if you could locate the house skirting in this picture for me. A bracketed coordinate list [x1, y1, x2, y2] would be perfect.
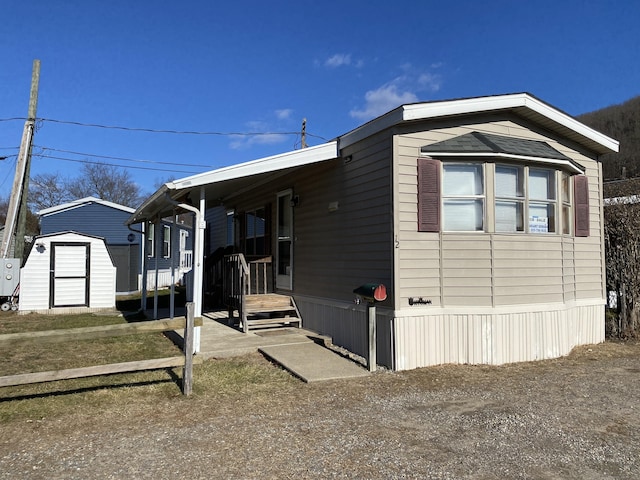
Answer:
[392, 300, 605, 370]
[293, 295, 395, 368]
[296, 296, 604, 371]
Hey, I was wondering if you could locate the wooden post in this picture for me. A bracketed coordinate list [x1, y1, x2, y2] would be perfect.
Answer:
[1, 59, 40, 260]
[182, 302, 194, 395]
[368, 302, 376, 372]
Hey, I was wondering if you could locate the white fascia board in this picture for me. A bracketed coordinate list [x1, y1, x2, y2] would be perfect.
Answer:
[126, 142, 338, 225]
[420, 151, 585, 174]
[38, 196, 135, 216]
[169, 141, 338, 189]
[405, 94, 619, 153]
[341, 93, 619, 154]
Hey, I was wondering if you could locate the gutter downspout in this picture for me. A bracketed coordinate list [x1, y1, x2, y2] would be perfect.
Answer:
[165, 192, 204, 353]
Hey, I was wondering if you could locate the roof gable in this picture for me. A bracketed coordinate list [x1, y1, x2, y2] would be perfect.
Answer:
[38, 197, 135, 217]
[340, 93, 619, 155]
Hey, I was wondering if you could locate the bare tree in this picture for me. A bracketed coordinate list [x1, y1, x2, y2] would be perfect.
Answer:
[66, 163, 141, 207]
[28, 172, 73, 211]
[29, 163, 142, 210]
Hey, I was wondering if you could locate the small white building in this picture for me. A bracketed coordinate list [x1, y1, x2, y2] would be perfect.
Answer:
[19, 231, 116, 314]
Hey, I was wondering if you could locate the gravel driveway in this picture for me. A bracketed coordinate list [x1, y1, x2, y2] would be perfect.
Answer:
[1, 342, 639, 479]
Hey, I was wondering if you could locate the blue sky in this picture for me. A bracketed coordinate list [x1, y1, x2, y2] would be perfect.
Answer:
[1, 0, 638, 203]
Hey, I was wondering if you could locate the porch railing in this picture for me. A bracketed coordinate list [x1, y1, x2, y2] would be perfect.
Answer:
[223, 254, 273, 332]
[180, 250, 193, 269]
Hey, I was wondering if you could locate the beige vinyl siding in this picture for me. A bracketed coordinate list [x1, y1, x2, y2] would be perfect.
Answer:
[204, 206, 227, 255]
[224, 133, 392, 303]
[441, 235, 492, 306]
[294, 134, 393, 302]
[394, 115, 605, 309]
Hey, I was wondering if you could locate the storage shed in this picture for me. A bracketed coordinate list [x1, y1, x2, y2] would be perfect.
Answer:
[19, 231, 116, 314]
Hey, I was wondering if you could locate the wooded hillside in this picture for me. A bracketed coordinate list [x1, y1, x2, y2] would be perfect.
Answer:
[578, 96, 640, 181]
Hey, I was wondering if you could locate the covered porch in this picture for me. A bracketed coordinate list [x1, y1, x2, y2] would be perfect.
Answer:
[126, 142, 339, 352]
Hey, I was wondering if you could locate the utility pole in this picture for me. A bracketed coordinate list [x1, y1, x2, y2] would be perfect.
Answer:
[301, 118, 307, 149]
[1, 59, 40, 261]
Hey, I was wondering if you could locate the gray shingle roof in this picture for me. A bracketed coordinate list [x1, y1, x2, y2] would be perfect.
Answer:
[421, 131, 572, 161]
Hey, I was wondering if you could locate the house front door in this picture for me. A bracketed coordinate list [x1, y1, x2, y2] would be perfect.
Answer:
[276, 190, 293, 290]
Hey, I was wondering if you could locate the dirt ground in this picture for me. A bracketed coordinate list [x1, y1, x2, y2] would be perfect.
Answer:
[1, 341, 639, 479]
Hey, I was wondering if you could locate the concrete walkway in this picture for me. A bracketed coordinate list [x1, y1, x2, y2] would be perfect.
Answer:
[159, 308, 369, 382]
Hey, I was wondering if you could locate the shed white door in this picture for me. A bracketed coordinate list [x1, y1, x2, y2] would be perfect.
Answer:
[50, 242, 90, 308]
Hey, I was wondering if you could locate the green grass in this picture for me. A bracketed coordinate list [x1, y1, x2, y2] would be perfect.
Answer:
[0, 311, 296, 424]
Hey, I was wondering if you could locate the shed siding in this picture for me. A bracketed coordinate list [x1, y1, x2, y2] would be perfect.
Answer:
[19, 232, 116, 314]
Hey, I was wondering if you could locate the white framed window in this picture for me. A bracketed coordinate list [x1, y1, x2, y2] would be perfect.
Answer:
[528, 168, 556, 234]
[147, 223, 155, 257]
[419, 159, 586, 237]
[245, 207, 266, 255]
[561, 172, 572, 235]
[495, 165, 557, 234]
[163, 225, 171, 258]
[226, 210, 235, 246]
[495, 165, 525, 232]
[442, 163, 484, 231]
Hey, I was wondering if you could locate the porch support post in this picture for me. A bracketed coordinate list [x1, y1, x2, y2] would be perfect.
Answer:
[192, 187, 206, 352]
[164, 189, 206, 354]
[169, 210, 177, 320]
[153, 217, 160, 320]
[140, 222, 149, 312]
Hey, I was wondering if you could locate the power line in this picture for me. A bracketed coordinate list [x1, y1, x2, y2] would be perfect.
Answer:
[0, 117, 330, 141]
[33, 154, 204, 174]
[33, 145, 214, 168]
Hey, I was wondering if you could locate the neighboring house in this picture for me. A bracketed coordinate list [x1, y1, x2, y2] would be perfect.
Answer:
[38, 197, 193, 294]
[127, 93, 618, 370]
[19, 231, 116, 314]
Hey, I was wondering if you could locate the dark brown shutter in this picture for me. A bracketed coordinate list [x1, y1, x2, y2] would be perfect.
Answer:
[574, 175, 590, 237]
[417, 158, 441, 232]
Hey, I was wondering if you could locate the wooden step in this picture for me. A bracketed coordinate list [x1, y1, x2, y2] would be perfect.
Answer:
[245, 294, 293, 311]
[245, 316, 302, 330]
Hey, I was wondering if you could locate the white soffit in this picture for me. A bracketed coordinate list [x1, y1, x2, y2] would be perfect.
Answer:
[169, 141, 338, 190]
[340, 93, 619, 154]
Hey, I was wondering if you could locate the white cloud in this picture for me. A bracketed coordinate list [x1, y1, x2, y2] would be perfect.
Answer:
[418, 72, 442, 92]
[275, 108, 293, 120]
[325, 53, 352, 68]
[228, 118, 291, 150]
[350, 84, 419, 121]
[229, 132, 288, 150]
[350, 65, 443, 121]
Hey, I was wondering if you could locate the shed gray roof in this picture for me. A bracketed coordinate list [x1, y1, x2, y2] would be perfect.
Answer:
[421, 131, 572, 161]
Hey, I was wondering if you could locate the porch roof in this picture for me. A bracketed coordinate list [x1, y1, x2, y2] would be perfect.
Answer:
[126, 141, 338, 224]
